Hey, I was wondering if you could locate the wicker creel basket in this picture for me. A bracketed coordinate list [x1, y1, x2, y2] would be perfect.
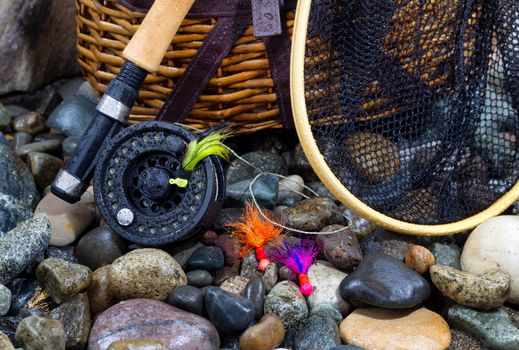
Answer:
[76, 0, 295, 134]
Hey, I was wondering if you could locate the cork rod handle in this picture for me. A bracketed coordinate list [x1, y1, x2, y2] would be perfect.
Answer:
[123, 0, 195, 73]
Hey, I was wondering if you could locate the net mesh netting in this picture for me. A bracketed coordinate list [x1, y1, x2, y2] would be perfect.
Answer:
[304, 0, 519, 225]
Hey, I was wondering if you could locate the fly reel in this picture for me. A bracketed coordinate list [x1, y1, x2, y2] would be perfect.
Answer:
[94, 121, 225, 246]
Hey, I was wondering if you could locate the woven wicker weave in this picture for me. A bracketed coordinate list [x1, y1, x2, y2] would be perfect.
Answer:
[76, 0, 294, 134]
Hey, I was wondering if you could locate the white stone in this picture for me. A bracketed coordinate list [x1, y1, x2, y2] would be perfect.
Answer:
[461, 215, 519, 304]
[35, 192, 96, 247]
[307, 260, 350, 315]
[278, 175, 304, 205]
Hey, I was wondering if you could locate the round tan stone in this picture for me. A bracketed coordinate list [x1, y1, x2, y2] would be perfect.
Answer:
[461, 216, 519, 304]
[405, 245, 436, 274]
[220, 276, 249, 295]
[340, 308, 451, 350]
[0, 330, 14, 350]
[239, 314, 285, 350]
[109, 249, 186, 301]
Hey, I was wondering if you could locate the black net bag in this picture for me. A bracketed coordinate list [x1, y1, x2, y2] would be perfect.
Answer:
[291, 0, 519, 235]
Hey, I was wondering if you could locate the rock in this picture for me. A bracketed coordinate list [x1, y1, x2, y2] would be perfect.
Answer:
[429, 243, 461, 269]
[62, 136, 80, 157]
[6, 279, 38, 315]
[36, 258, 91, 304]
[461, 216, 519, 304]
[239, 314, 285, 350]
[27, 152, 63, 191]
[241, 252, 261, 280]
[88, 299, 219, 350]
[108, 339, 168, 350]
[448, 304, 519, 350]
[405, 245, 436, 274]
[360, 229, 413, 260]
[46, 246, 78, 263]
[278, 175, 305, 206]
[0, 330, 14, 350]
[187, 270, 213, 288]
[305, 181, 336, 201]
[0, 104, 11, 132]
[262, 263, 278, 293]
[186, 246, 225, 271]
[264, 281, 308, 328]
[243, 278, 265, 319]
[46, 96, 96, 138]
[225, 174, 279, 209]
[169, 242, 204, 268]
[430, 265, 511, 309]
[0, 143, 39, 233]
[167, 285, 204, 316]
[204, 286, 255, 332]
[220, 276, 249, 295]
[49, 293, 90, 350]
[11, 113, 46, 135]
[295, 312, 341, 350]
[0, 0, 78, 94]
[213, 234, 241, 267]
[339, 253, 430, 308]
[200, 230, 218, 245]
[340, 308, 451, 350]
[307, 261, 350, 315]
[16, 140, 62, 159]
[214, 265, 239, 286]
[278, 266, 298, 283]
[77, 81, 99, 103]
[0, 284, 11, 316]
[341, 207, 377, 237]
[75, 226, 127, 270]
[87, 265, 117, 316]
[109, 248, 186, 301]
[318, 225, 363, 270]
[0, 216, 51, 284]
[284, 197, 344, 231]
[13, 132, 33, 149]
[15, 316, 66, 350]
[310, 303, 343, 325]
[226, 151, 288, 184]
[35, 192, 96, 247]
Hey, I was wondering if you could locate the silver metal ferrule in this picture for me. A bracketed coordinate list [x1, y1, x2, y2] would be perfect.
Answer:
[53, 169, 87, 198]
[96, 94, 130, 123]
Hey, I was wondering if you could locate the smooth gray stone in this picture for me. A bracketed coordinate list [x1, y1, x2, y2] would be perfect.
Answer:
[204, 287, 255, 332]
[186, 270, 213, 288]
[429, 243, 461, 269]
[225, 174, 279, 209]
[167, 285, 204, 316]
[46, 95, 96, 138]
[448, 304, 519, 350]
[243, 277, 265, 319]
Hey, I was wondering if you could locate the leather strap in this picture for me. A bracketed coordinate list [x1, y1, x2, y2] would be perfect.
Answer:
[117, 0, 295, 129]
[158, 9, 252, 123]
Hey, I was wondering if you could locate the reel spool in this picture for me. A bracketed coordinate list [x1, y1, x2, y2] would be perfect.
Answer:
[94, 121, 225, 246]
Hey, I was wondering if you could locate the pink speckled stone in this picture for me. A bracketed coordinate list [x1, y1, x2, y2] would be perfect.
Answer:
[88, 299, 219, 350]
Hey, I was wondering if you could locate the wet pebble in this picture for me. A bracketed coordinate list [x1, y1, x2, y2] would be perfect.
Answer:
[204, 286, 255, 332]
[109, 248, 186, 301]
[36, 258, 91, 304]
[12, 132, 33, 149]
[225, 151, 287, 184]
[186, 270, 213, 288]
[75, 226, 127, 270]
[318, 225, 363, 270]
[239, 314, 285, 350]
[264, 281, 308, 328]
[0, 284, 12, 316]
[46, 95, 96, 138]
[243, 277, 265, 319]
[49, 293, 90, 350]
[11, 112, 46, 135]
[28, 152, 63, 191]
[360, 229, 413, 261]
[0, 330, 14, 350]
[448, 304, 519, 350]
[186, 246, 224, 271]
[278, 175, 304, 206]
[108, 339, 168, 350]
[284, 197, 344, 231]
[220, 275, 249, 295]
[88, 299, 219, 350]
[16, 140, 61, 159]
[167, 285, 204, 316]
[307, 261, 350, 315]
[0, 216, 51, 284]
[295, 312, 341, 350]
[15, 316, 66, 350]
[405, 245, 435, 274]
[429, 243, 461, 269]
[225, 174, 279, 209]
[339, 253, 430, 308]
[430, 265, 511, 309]
[46, 246, 78, 263]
